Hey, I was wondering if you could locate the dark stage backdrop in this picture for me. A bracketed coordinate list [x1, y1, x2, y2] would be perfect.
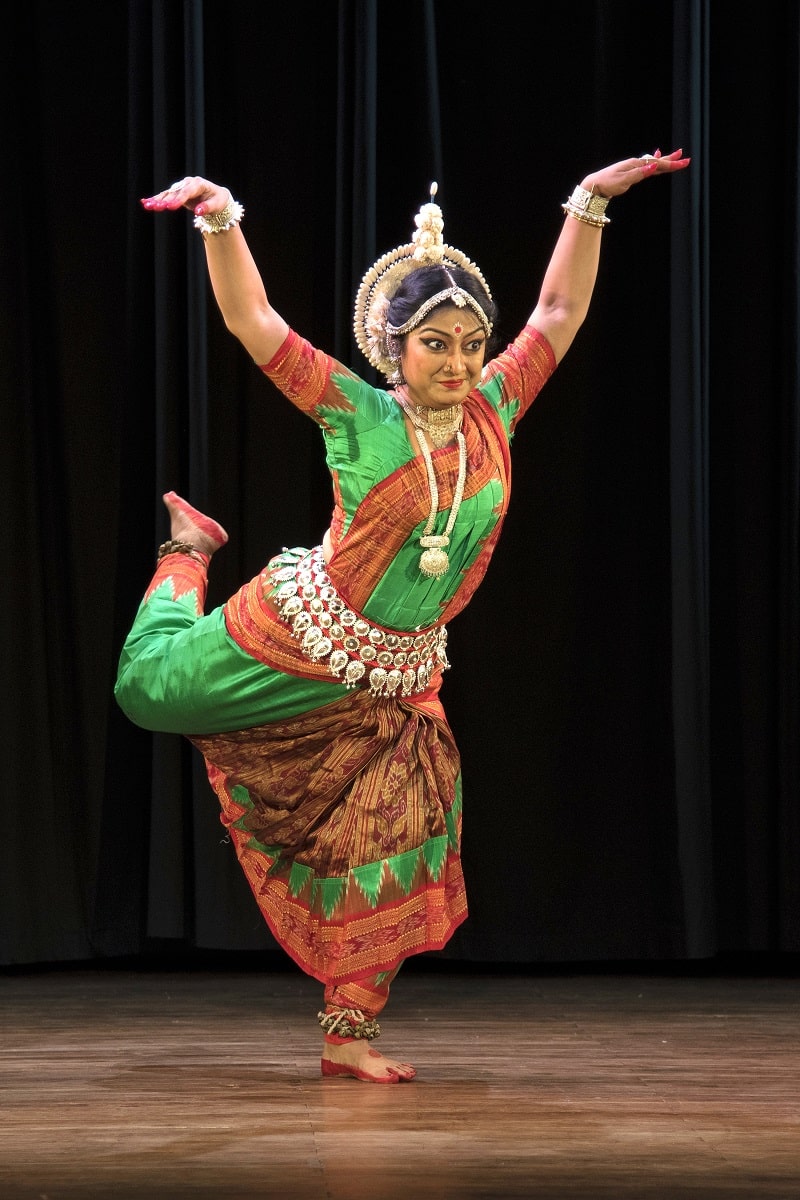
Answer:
[2, 1, 798, 969]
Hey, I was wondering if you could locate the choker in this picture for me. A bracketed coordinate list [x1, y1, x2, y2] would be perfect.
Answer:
[395, 393, 463, 449]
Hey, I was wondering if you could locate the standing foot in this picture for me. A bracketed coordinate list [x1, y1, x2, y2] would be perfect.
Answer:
[321, 1038, 416, 1083]
[162, 491, 228, 559]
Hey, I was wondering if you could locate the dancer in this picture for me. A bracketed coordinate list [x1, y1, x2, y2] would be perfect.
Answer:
[116, 149, 690, 1081]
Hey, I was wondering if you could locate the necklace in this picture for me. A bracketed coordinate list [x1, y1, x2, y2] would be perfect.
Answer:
[395, 393, 463, 449]
[414, 427, 468, 578]
[395, 392, 468, 577]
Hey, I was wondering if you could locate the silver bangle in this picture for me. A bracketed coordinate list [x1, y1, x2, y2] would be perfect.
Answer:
[561, 185, 611, 228]
[193, 194, 245, 235]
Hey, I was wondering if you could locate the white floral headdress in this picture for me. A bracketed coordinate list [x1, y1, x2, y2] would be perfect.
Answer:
[353, 183, 493, 380]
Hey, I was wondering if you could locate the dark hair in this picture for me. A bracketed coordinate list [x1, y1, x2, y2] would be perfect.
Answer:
[387, 265, 500, 356]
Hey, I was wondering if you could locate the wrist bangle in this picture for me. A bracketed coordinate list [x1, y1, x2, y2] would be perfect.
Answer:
[193, 194, 245, 235]
[561, 185, 610, 228]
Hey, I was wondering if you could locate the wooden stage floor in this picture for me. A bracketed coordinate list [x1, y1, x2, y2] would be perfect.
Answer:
[0, 964, 798, 1199]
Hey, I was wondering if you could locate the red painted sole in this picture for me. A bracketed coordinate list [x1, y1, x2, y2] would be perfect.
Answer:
[320, 1057, 415, 1084]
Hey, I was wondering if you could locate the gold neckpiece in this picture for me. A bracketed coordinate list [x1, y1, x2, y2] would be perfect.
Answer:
[395, 393, 463, 449]
[395, 393, 468, 578]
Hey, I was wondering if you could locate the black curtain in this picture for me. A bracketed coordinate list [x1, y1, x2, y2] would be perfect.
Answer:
[2, 0, 798, 968]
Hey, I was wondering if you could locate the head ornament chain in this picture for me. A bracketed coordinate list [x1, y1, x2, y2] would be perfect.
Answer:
[354, 183, 492, 380]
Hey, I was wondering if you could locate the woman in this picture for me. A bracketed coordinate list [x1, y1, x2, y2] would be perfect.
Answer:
[116, 149, 690, 1082]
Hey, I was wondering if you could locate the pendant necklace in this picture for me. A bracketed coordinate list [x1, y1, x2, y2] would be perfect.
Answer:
[395, 394, 467, 578]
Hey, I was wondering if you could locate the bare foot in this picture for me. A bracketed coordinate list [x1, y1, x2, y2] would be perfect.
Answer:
[321, 1038, 416, 1083]
[163, 491, 229, 558]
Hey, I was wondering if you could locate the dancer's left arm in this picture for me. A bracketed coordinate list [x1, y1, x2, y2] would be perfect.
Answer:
[529, 149, 690, 364]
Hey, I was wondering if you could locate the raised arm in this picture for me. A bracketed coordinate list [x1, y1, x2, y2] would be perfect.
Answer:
[529, 149, 690, 364]
[141, 177, 289, 365]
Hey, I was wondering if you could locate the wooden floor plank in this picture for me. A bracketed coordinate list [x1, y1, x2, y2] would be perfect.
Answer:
[0, 969, 798, 1198]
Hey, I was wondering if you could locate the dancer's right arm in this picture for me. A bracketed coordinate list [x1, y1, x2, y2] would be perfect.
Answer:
[141, 177, 289, 365]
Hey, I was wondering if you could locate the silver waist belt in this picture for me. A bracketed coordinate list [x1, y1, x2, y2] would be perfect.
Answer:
[266, 547, 450, 697]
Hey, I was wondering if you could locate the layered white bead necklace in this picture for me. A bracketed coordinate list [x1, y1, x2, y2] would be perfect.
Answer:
[395, 393, 468, 579]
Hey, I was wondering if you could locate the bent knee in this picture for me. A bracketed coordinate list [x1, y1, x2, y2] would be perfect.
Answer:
[113, 662, 192, 735]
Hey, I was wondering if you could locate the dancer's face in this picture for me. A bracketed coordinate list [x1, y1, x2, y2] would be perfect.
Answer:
[400, 305, 486, 409]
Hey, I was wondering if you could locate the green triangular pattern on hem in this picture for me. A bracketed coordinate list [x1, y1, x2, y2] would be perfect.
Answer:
[227, 780, 456, 909]
[315, 876, 347, 918]
[351, 859, 385, 906]
[144, 577, 203, 612]
[306, 835, 454, 912]
[288, 860, 314, 896]
[421, 835, 448, 881]
[385, 845, 423, 893]
[345, 834, 451, 909]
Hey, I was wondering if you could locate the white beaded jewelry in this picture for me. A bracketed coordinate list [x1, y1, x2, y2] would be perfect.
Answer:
[193, 195, 245, 235]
